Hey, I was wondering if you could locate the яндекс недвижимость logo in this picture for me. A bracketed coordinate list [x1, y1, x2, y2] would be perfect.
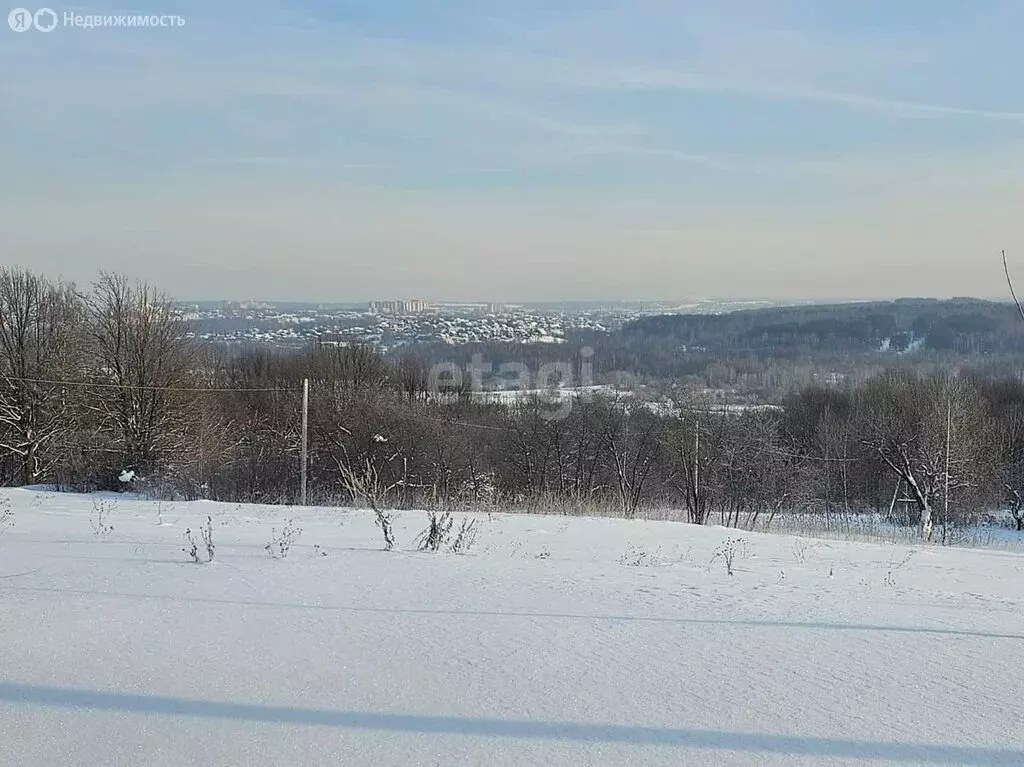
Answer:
[8, 7, 57, 31]
[8, 8, 184, 31]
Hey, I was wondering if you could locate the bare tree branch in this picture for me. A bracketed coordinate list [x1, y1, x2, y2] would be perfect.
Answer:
[1002, 249, 1024, 323]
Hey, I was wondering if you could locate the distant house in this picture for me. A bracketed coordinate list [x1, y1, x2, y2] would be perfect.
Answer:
[315, 333, 350, 347]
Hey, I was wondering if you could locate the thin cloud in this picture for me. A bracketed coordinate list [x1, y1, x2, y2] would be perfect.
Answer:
[584, 67, 1024, 123]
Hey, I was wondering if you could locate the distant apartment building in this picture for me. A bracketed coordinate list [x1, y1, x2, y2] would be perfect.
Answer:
[368, 299, 430, 314]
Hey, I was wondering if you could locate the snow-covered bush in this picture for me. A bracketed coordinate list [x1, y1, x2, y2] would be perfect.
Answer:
[0, 497, 12, 533]
[266, 519, 302, 559]
[709, 537, 747, 576]
[340, 458, 397, 551]
[416, 510, 454, 552]
[415, 511, 480, 554]
[619, 544, 662, 567]
[183, 516, 215, 563]
[449, 518, 479, 554]
[90, 497, 115, 536]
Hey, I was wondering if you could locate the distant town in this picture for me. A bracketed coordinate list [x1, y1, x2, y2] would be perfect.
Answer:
[180, 298, 805, 349]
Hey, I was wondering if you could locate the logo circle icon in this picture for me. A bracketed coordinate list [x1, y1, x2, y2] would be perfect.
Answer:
[8, 7, 33, 31]
[34, 7, 57, 31]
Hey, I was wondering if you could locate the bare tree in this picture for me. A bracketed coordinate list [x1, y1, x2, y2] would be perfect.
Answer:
[308, 343, 391, 398]
[83, 273, 198, 482]
[1001, 249, 1024, 530]
[712, 410, 804, 530]
[1002, 249, 1024, 324]
[601, 398, 663, 519]
[552, 396, 608, 505]
[393, 353, 431, 402]
[666, 400, 731, 525]
[781, 386, 858, 521]
[991, 392, 1024, 532]
[858, 372, 995, 540]
[500, 396, 560, 498]
[999, 428, 1024, 528]
[0, 268, 84, 485]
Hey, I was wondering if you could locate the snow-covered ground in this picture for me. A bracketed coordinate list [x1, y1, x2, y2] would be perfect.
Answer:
[1, 488, 1022, 766]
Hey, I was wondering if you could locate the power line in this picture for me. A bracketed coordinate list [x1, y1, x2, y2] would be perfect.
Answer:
[412, 413, 513, 433]
[0, 377, 512, 431]
[0, 375, 875, 451]
[0, 375, 301, 393]
[764, 447, 861, 463]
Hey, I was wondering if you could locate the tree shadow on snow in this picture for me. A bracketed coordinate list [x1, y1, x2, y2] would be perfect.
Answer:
[0, 682, 1019, 765]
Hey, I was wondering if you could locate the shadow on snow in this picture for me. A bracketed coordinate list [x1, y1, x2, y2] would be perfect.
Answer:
[1, 682, 1020, 765]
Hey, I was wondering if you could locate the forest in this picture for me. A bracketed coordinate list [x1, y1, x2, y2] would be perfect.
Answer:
[406, 298, 1024, 403]
[2, 267, 1024, 540]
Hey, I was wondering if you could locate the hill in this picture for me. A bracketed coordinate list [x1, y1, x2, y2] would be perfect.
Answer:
[1, 489, 1021, 765]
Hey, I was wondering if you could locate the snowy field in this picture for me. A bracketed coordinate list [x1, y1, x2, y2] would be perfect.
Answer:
[1, 488, 1023, 766]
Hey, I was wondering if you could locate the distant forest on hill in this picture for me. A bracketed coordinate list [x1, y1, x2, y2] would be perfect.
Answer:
[406, 299, 1024, 403]
[620, 299, 1023, 354]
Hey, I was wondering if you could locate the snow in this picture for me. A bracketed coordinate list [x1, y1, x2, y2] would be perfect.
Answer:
[1, 488, 1022, 766]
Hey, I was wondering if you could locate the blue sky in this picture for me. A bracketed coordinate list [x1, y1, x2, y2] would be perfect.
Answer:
[2, 0, 1023, 301]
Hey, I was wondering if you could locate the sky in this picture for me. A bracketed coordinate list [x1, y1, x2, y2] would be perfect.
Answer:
[2, 0, 1023, 303]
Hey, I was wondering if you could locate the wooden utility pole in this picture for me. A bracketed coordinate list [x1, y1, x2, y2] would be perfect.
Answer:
[943, 396, 951, 540]
[693, 417, 700, 520]
[300, 377, 309, 506]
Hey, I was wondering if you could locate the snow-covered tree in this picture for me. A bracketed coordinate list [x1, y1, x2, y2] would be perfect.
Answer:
[858, 372, 995, 540]
[0, 268, 83, 485]
[83, 273, 198, 481]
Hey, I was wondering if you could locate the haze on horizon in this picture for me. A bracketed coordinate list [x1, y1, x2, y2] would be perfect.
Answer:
[2, 0, 1023, 304]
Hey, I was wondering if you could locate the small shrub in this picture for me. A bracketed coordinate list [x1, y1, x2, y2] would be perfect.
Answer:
[792, 538, 817, 564]
[415, 512, 480, 555]
[266, 519, 302, 559]
[339, 458, 397, 551]
[0, 498, 12, 533]
[375, 508, 396, 551]
[709, 537, 747, 576]
[184, 515, 215, 564]
[183, 528, 201, 563]
[201, 515, 215, 560]
[939, 526, 972, 547]
[449, 518, 479, 554]
[620, 543, 691, 567]
[416, 510, 454, 552]
[155, 500, 175, 526]
[620, 544, 661, 567]
[90, 498, 115, 536]
[883, 549, 915, 587]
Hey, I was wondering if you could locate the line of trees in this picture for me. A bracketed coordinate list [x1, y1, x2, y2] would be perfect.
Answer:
[0, 269, 204, 490]
[2, 267, 1024, 537]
